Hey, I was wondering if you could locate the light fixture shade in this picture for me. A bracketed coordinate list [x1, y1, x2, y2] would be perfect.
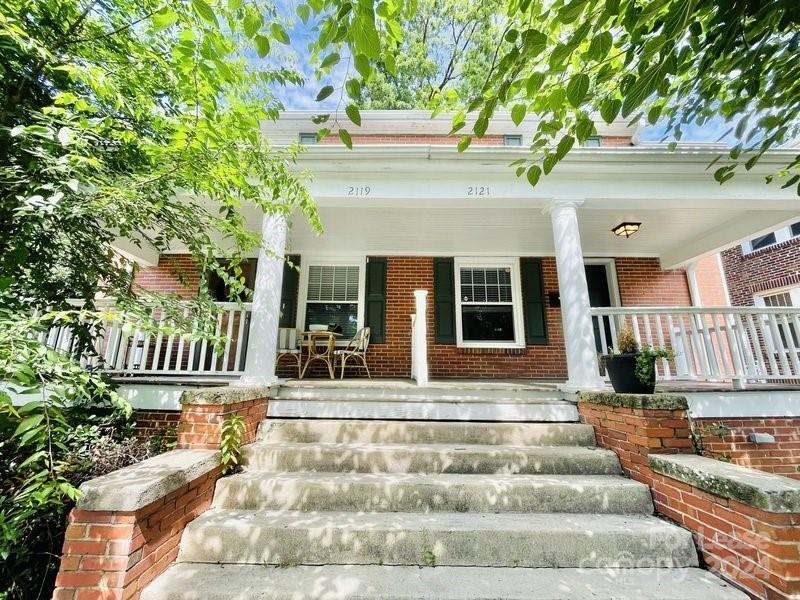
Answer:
[612, 222, 641, 238]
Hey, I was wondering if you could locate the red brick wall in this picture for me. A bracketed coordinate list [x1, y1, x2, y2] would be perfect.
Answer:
[694, 417, 800, 480]
[133, 255, 200, 299]
[616, 257, 691, 306]
[600, 136, 633, 146]
[651, 470, 800, 600]
[133, 410, 180, 439]
[694, 254, 730, 306]
[579, 398, 800, 599]
[53, 467, 221, 600]
[177, 398, 266, 450]
[721, 238, 800, 306]
[579, 400, 694, 481]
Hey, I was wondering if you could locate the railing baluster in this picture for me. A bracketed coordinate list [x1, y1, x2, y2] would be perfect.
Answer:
[746, 312, 773, 378]
[779, 314, 800, 376]
[767, 312, 791, 377]
[222, 309, 235, 371]
[676, 314, 697, 378]
[151, 314, 165, 372]
[233, 308, 246, 373]
[709, 312, 731, 377]
[654, 314, 671, 379]
[174, 308, 189, 372]
[209, 312, 223, 372]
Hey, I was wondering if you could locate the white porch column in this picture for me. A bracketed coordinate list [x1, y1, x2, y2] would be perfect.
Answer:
[238, 213, 287, 386]
[547, 201, 606, 392]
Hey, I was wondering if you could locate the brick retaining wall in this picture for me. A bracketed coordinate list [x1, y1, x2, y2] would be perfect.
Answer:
[578, 392, 800, 600]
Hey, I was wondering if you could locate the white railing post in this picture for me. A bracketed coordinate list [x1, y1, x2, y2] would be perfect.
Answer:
[411, 290, 429, 386]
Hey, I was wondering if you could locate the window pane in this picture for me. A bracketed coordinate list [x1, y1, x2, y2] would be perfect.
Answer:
[305, 303, 358, 338]
[792, 222, 800, 238]
[750, 232, 776, 251]
[460, 267, 513, 305]
[461, 305, 515, 342]
[307, 266, 359, 302]
[763, 292, 793, 307]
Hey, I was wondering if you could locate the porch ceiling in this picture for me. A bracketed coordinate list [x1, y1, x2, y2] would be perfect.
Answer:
[283, 205, 798, 267]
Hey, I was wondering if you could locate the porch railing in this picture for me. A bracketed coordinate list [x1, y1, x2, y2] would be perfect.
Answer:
[590, 306, 800, 383]
[42, 302, 252, 376]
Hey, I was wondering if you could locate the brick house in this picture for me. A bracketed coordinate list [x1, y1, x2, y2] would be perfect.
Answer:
[105, 110, 800, 391]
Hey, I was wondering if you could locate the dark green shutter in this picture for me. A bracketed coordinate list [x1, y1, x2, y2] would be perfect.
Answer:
[520, 258, 548, 345]
[433, 257, 456, 344]
[279, 255, 300, 328]
[365, 257, 387, 343]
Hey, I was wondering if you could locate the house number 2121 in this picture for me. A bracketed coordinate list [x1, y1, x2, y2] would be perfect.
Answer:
[347, 186, 371, 196]
[467, 186, 490, 196]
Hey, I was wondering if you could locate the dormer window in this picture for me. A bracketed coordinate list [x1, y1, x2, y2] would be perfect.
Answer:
[299, 133, 317, 145]
[503, 134, 523, 146]
[584, 137, 602, 147]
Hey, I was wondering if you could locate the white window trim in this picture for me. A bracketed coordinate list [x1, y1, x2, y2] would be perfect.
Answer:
[454, 257, 525, 349]
[742, 223, 800, 255]
[296, 255, 366, 343]
[753, 285, 800, 307]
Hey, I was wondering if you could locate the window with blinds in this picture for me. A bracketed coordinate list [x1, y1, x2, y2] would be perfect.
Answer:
[458, 266, 516, 343]
[762, 291, 793, 307]
[304, 265, 360, 337]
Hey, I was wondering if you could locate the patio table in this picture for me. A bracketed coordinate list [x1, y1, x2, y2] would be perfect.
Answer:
[299, 330, 341, 379]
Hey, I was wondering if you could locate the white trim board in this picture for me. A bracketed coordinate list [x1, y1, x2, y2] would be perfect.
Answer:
[685, 391, 800, 419]
[117, 384, 203, 411]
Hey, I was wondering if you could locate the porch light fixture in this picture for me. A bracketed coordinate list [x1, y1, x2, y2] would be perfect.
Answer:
[611, 221, 641, 238]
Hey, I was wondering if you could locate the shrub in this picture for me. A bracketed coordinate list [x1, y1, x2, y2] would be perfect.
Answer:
[616, 326, 639, 354]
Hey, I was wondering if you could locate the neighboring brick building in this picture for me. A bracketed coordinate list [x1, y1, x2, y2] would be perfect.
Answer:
[719, 222, 800, 307]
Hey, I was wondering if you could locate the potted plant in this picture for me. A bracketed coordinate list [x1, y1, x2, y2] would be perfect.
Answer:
[603, 326, 671, 394]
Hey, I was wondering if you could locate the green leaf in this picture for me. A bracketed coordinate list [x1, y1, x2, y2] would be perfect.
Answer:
[14, 414, 44, 439]
[587, 31, 613, 61]
[296, 4, 311, 23]
[525, 73, 544, 98]
[543, 153, 558, 175]
[191, 0, 218, 25]
[526, 165, 542, 187]
[270, 23, 290, 44]
[345, 104, 362, 126]
[600, 98, 621, 123]
[339, 128, 353, 149]
[254, 35, 270, 58]
[457, 135, 472, 152]
[354, 54, 372, 79]
[473, 116, 489, 138]
[345, 78, 361, 99]
[316, 85, 334, 101]
[152, 8, 179, 31]
[566, 74, 590, 108]
[511, 104, 527, 126]
[243, 12, 263, 38]
[576, 115, 596, 142]
[316, 128, 331, 141]
[352, 13, 381, 59]
[320, 52, 340, 69]
[556, 135, 575, 159]
[621, 66, 663, 117]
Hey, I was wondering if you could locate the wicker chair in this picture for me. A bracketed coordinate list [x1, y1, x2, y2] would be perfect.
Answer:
[335, 327, 371, 379]
[276, 327, 301, 378]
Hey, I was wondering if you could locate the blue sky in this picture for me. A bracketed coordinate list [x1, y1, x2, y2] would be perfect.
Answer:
[271, 7, 730, 143]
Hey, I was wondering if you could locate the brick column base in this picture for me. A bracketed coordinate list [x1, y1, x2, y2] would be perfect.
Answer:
[176, 386, 271, 450]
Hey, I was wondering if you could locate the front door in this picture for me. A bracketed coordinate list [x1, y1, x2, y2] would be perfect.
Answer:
[585, 264, 613, 354]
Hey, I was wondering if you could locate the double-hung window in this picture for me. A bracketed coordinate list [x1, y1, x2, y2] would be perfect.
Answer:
[754, 286, 800, 357]
[454, 258, 524, 348]
[301, 262, 363, 338]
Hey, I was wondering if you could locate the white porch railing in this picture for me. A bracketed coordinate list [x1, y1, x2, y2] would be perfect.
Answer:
[42, 302, 252, 376]
[590, 306, 800, 383]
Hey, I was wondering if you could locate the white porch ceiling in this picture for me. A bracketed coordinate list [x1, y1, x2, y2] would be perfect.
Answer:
[285, 206, 798, 265]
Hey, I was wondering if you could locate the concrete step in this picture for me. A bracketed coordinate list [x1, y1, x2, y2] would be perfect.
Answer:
[267, 399, 578, 421]
[143, 564, 748, 600]
[274, 386, 569, 404]
[213, 472, 653, 514]
[258, 419, 596, 446]
[177, 510, 698, 568]
[241, 442, 622, 475]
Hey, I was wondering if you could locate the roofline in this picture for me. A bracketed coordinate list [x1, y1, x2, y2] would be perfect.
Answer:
[265, 110, 641, 140]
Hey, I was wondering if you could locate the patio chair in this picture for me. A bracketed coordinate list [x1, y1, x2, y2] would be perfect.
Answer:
[335, 327, 371, 379]
[276, 327, 302, 378]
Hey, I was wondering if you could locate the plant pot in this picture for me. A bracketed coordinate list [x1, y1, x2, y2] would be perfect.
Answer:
[603, 352, 656, 394]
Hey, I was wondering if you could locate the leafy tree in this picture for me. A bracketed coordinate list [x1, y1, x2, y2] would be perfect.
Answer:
[309, 0, 799, 190]
[359, 0, 506, 109]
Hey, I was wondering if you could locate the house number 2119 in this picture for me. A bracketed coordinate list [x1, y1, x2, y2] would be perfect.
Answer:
[467, 186, 490, 196]
[347, 186, 371, 196]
